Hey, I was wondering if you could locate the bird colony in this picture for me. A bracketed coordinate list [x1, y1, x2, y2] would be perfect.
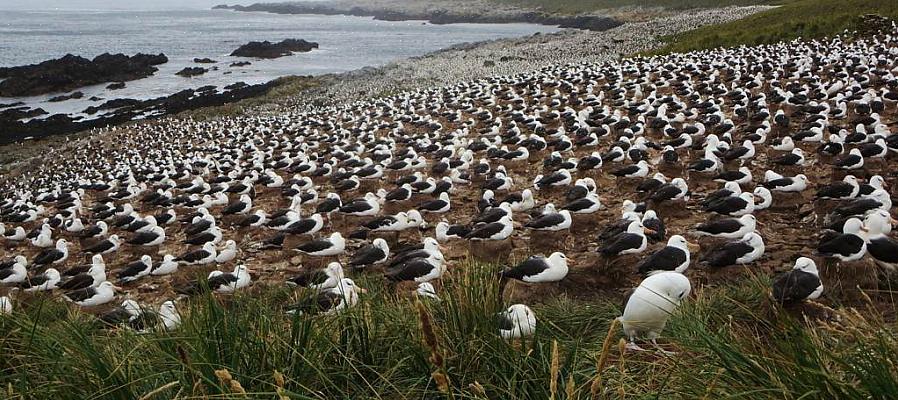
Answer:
[1, 27, 897, 349]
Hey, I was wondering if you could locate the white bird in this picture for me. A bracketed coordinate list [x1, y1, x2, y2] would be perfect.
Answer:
[498, 304, 536, 339]
[151, 254, 179, 276]
[215, 240, 238, 263]
[619, 271, 692, 353]
[159, 301, 181, 331]
[65, 281, 118, 307]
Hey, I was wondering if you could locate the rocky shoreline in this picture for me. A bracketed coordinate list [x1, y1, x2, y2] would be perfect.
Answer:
[0, 6, 770, 148]
[0, 53, 167, 97]
[213, 2, 623, 31]
[0, 79, 290, 145]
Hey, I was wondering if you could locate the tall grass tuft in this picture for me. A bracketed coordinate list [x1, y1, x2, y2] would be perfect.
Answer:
[0, 263, 895, 399]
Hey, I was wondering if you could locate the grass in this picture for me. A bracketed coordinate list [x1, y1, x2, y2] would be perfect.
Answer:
[1, 262, 896, 399]
[651, 0, 898, 54]
[491, 0, 783, 14]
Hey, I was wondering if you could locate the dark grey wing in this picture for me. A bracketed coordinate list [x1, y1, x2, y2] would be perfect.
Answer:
[704, 241, 753, 267]
[772, 271, 820, 303]
[65, 286, 97, 302]
[59, 273, 93, 291]
[501, 257, 547, 280]
[385, 258, 434, 282]
[600, 233, 643, 256]
[636, 246, 687, 274]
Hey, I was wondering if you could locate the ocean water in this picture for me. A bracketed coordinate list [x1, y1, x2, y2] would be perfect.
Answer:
[0, 9, 557, 118]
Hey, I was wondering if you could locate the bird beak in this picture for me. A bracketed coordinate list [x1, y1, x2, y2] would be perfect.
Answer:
[113, 285, 124, 291]
[357, 287, 368, 294]
[890, 217, 897, 226]
[860, 226, 870, 233]
[686, 242, 701, 252]
[644, 228, 657, 235]
[438, 244, 447, 252]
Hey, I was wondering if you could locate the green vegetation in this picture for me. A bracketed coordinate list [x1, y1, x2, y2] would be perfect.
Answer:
[492, 0, 782, 15]
[1, 263, 896, 399]
[652, 0, 898, 54]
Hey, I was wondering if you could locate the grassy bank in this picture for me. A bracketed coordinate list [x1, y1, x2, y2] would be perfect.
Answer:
[652, 0, 898, 54]
[1, 263, 896, 399]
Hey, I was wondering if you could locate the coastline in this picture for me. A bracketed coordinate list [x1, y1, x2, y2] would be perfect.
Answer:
[0, 6, 770, 172]
[213, 1, 624, 31]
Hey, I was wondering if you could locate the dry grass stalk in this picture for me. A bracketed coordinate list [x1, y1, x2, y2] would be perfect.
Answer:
[417, 300, 452, 396]
[550, 340, 560, 400]
[617, 339, 627, 399]
[215, 369, 247, 396]
[138, 381, 179, 400]
[590, 318, 619, 399]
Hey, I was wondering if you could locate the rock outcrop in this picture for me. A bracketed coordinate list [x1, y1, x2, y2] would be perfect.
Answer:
[230, 39, 319, 58]
[0, 53, 167, 97]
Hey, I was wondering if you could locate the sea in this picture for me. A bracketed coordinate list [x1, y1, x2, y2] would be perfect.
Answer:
[0, 8, 557, 119]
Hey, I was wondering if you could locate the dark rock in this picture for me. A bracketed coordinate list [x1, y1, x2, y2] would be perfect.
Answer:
[483, 60, 496, 67]
[0, 53, 167, 97]
[230, 39, 318, 59]
[230, 61, 252, 67]
[89, 96, 103, 101]
[0, 78, 292, 144]
[193, 57, 218, 64]
[47, 91, 84, 102]
[1, 106, 48, 120]
[106, 82, 126, 90]
[0, 101, 26, 109]
[176, 67, 208, 77]
[196, 85, 218, 93]
[224, 82, 248, 90]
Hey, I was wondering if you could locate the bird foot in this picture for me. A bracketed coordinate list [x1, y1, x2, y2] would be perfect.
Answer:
[625, 342, 646, 352]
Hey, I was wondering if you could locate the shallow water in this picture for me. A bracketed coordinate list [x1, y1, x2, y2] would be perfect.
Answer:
[0, 9, 558, 119]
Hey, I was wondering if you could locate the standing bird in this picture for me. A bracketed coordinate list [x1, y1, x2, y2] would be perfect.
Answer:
[619, 271, 691, 353]
[772, 257, 823, 304]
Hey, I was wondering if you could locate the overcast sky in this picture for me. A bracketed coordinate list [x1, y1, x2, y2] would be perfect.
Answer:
[0, 0, 263, 10]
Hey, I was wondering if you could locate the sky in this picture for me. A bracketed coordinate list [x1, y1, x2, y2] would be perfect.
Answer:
[0, 0, 260, 11]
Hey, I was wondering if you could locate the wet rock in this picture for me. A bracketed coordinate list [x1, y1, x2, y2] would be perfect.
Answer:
[193, 57, 217, 64]
[175, 67, 208, 77]
[230, 38, 319, 59]
[106, 82, 126, 90]
[0, 53, 167, 97]
[47, 91, 84, 102]
[230, 61, 252, 67]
